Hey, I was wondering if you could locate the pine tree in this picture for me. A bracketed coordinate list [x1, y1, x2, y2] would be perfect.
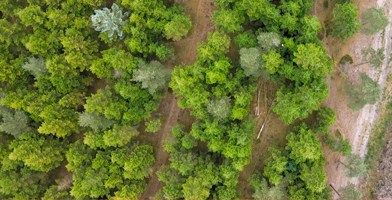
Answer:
[78, 111, 116, 131]
[21, 56, 47, 79]
[91, 3, 129, 40]
[0, 106, 30, 137]
[132, 61, 171, 94]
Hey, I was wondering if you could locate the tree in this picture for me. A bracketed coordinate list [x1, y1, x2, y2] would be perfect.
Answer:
[361, 8, 389, 35]
[263, 147, 288, 185]
[299, 160, 327, 193]
[339, 154, 367, 178]
[234, 31, 258, 48]
[212, 9, 245, 33]
[345, 73, 381, 111]
[357, 47, 385, 68]
[132, 61, 171, 94]
[207, 96, 232, 120]
[103, 125, 138, 147]
[0, 106, 30, 137]
[91, 3, 129, 40]
[145, 119, 161, 133]
[315, 106, 336, 134]
[324, 132, 352, 156]
[257, 32, 281, 53]
[273, 80, 329, 125]
[123, 145, 155, 180]
[197, 31, 231, 61]
[156, 44, 175, 62]
[331, 3, 361, 41]
[249, 172, 288, 199]
[292, 43, 333, 83]
[339, 183, 362, 199]
[286, 123, 323, 163]
[21, 56, 48, 79]
[8, 132, 66, 172]
[239, 47, 266, 77]
[78, 111, 116, 131]
[164, 14, 192, 41]
[262, 50, 284, 74]
[17, 5, 45, 28]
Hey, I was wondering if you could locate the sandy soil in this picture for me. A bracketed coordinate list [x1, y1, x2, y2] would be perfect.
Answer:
[313, 0, 392, 198]
[140, 0, 216, 198]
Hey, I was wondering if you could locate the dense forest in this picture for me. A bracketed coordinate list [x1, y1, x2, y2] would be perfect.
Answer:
[0, 0, 388, 199]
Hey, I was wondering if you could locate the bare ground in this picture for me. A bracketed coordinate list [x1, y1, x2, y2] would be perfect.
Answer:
[312, 0, 392, 198]
[140, 0, 216, 198]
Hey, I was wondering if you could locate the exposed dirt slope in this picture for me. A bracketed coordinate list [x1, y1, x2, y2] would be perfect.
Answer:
[140, 0, 216, 198]
[313, 0, 392, 198]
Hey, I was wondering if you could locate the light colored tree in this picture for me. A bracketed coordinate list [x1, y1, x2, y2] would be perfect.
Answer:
[132, 61, 171, 94]
[339, 154, 367, 178]
[91, 3, 129, 40]
[339, 183, 362, 199]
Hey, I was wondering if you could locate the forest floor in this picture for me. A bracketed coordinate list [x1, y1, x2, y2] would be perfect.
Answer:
[140, 0, 216, 198]
[313, 0, 392, 198]
[140, 0, 392, 199]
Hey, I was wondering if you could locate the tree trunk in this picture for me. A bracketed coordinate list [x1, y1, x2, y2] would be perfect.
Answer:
[338, 159, 353, 170]
[329, 184, 340, 196]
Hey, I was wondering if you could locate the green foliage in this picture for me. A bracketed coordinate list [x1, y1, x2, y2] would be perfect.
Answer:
[91, 3, 129, 40]
[345, 73, 381, 111]
[123, 145, 155, 180]
[132, 61, 171, 94]
[78, 111, 116, 131]
[0, 106, 30, 137]
[239, 47, 268, 78]
[342, 154, 367, 178]
[325, 132, 352, 156]
[315, 106, 336, 134]
[66, 142, 154, 199]
[9, 132, 66, 172]
[21, 56, 48, 79]
[207, 96, 232, 121]
[145, 118, 161, 133]
[339, 183, 362, 199]
[156, 44, 175, 62]
[212, 9, 245, 33]
[234, 31, 258, 48]
[257, 32, 282, 53]
[299, 160, 327, 193]
[42, 185, 72, 200]
[331, 3, 361, 41]
[263, 147, 288, 185]
[360, 47, 385, 68]
[286, 123, 323, 164]
[361, 8, 389, 35]
[164, 14, 192, 41]
[249, 172, 288, 199]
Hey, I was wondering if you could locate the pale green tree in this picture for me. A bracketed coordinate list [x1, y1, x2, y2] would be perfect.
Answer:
[132, 61, 171, 94]
[91, 3, 129, 40]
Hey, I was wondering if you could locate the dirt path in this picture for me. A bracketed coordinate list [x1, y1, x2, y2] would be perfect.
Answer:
[140, 0, 216, 198]
[313, 0, 392, 197]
